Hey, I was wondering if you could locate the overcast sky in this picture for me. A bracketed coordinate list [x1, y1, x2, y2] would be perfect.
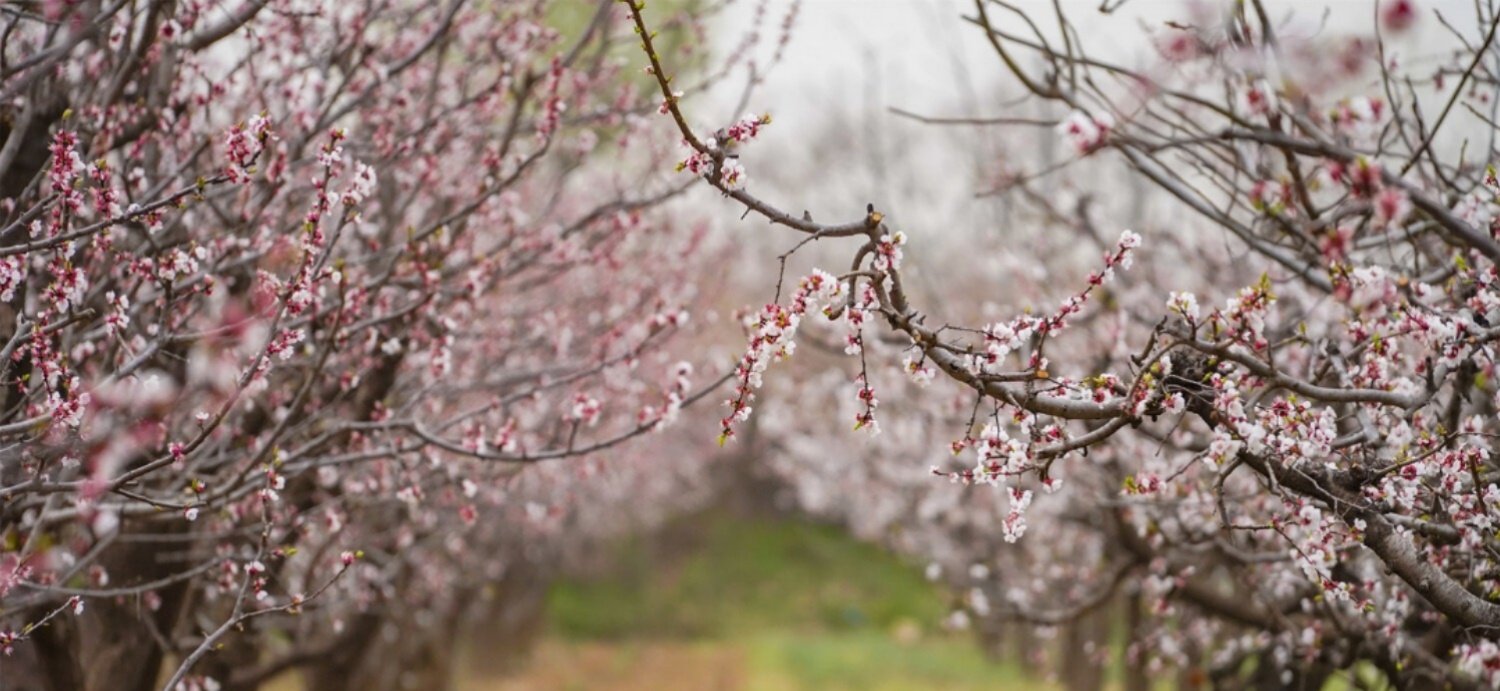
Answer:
[689, 1, 1491, 244]
[711, 0, 1485, 118]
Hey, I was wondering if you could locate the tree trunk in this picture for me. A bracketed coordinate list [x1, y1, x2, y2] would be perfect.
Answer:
[1122, 593, 1150, 691]
[1062, 601, 1110, 691]
[463, 560, 551, 679]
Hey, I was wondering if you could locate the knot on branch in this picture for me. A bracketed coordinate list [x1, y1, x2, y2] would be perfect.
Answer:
[1163, 351, 1216, 426]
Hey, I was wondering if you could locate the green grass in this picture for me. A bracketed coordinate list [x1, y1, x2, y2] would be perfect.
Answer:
[547, 513, 953, 639]
[743, 630, 1047, 691]
[540, 512, 1055, 690]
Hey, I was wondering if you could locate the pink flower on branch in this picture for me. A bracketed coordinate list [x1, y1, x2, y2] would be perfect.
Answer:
[222, 115, 272, 184]
[1057, 109, 1114, 154]
[720, 270, 845, 445]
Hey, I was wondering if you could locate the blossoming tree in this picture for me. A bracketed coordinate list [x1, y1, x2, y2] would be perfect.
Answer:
[0, 1, 745, 689]
[629, 0, 1500, 687]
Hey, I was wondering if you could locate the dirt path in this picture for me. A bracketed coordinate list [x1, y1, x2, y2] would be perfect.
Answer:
[470, 640, 746, 691]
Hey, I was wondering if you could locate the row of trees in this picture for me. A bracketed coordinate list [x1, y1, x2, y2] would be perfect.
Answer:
[627, 0, 1500, 688]
[0, 1, 754, 689]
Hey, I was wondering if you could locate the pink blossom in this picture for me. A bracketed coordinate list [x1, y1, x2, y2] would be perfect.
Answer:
[1374, 187, 1412, 226]
[1381, 0, 1418, 32]
[1057, 110, 1114, 154]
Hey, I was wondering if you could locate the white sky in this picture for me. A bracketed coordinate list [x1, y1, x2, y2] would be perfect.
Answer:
[690, 0, 1490, 239]
[711, 0, 1484, 116]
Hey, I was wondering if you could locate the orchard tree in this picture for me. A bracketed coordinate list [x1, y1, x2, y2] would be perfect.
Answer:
[630, 0, 1500, 687]
[0, 1, 751, 690]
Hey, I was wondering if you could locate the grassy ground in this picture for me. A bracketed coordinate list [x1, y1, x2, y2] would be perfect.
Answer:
[487, 513, 1054, 691]
[264, 513, 1055, 690]
[478, 630, 1048, 691]
[547, 514, 954, 638]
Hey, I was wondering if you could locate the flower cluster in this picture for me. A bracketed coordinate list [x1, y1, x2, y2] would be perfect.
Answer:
[872, 231, 906, 272]
[1002, 487, 1033, 543]
[724, 113, 771, 144]
[1248, 179, 1292, 215]
[1456, 641, 1500, 686]
[1166, 291, 1199, 321]
[1237, 79, 1279, 119]
[965, 230, 1141, 376]
[48, 130, 84, 215]
[340, 163, 378, 208]
[1327, 156, 1385, 198]
[901, 354, 935, 387]
[566, 393, 604, 427]
[675, 114, 772, 191]
[637, 361, 694, 430]
[1328, 96, 1385, 142]
[223, 115, 272, 183]
[260, 466, 287, 503]
[720, 270, 846, 444]
[1210, 275, 1276, 350]
[658, 90, 683, 115]
[1057, 109, 1114, 154]
[852, 374, 879, 434]
[536, 56, 567, 140]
